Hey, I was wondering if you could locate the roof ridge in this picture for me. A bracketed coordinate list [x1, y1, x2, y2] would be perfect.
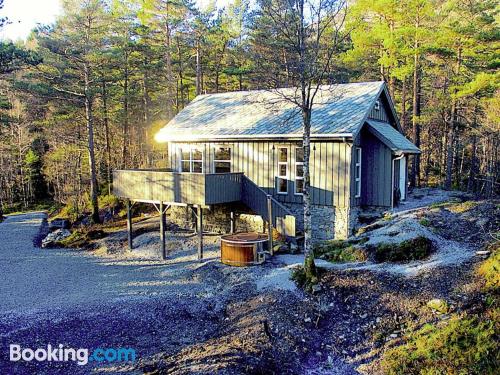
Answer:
[195, 81, 385, 99]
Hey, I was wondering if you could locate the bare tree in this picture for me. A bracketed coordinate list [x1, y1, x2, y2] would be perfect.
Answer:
[253, 0, 349, 272]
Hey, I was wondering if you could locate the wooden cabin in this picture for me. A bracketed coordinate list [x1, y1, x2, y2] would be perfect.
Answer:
[113, 81, 419, 255]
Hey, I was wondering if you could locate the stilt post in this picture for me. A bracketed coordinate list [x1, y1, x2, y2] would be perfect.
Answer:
[266, 195, 273, 255]
[230, 211, 235, 234]
[126, 199, 133, 249]
[160, 201, 166, 259]
[197, 205, 203, 260]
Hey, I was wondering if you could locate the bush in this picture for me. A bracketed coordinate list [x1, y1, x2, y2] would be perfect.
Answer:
[380, 315, 498, 375]
[313, 239, 368, 263]
[373, 236, 434, 263]
[478, 242, 500, 291]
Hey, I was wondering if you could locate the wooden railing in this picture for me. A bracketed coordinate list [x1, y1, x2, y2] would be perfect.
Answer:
[241, 176, 298, 237]
[113, 170, 243, 206]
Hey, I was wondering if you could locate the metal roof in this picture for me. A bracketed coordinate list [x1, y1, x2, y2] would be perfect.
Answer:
[366, 120, 421, 154]
[155, 81, 387, 142]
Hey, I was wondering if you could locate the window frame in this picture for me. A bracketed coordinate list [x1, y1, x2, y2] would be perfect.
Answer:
[354, 147, 362, 198]
[294, 146, 304, 195]
[212, 146, 232, 174]
[276, 147, 289, 195]
[179, 145, 204, 173]
[374, 99, 380, 111]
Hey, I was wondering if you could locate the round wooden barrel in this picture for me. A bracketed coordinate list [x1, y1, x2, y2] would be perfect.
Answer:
[220, 232, 268, 267]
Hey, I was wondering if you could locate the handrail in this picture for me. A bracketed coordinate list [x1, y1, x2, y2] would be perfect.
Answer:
[241, 176, 300, 235]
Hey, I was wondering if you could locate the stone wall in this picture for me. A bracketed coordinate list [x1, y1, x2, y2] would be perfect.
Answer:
[166, 202, 359, 242]
[166, 204, 264, 234]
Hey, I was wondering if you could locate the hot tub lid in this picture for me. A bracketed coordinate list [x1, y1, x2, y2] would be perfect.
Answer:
[221, 232, 268, 244]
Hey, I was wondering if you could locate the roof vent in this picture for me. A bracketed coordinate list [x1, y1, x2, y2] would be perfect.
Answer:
[374, 100, 380, 111]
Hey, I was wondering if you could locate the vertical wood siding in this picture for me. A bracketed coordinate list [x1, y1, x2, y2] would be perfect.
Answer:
[358, 128, 393, 207]
[168, 140, 352, 208]
[368, 100, 390, 123]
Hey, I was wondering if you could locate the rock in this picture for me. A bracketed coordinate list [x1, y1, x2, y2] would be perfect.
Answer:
[49, 218, 70, 231]
[81, 216, 92, 226]
[103, 211, 114, 223]
[311, 284, 322, 294]
[476, 250, 491, 256]
[389, 333, 398, 339]
[42, 229, 71, 248]
[304, 317, 312, 323]
[360, 313, 367, 319]
[427, 298, 449, 314]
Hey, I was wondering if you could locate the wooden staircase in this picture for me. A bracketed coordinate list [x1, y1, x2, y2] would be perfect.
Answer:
[241, 176, 301, 238]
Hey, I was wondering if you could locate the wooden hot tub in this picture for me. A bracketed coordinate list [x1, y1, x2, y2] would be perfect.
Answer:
[220, 232, 268, 266]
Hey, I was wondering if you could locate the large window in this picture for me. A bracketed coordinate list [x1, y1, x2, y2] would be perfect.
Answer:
[180, 146, 203, 173]
[355, 147, 362, 197]
[213, 146, 231, 173]
[277, 147, 288, 194]
[295, 147, 304, 195]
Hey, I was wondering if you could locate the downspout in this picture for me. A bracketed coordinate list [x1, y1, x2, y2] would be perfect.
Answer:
[391, 154, 405, 209]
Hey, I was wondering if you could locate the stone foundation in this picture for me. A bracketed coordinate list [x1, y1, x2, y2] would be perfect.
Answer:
[166, 204, 264, 234]
[166, 202, 359, 242]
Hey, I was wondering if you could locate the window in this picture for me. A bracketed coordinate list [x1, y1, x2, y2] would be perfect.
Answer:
[277, 147, 288, 194]
[355, 147, 362, 197]
[374, 100, 380, 111]
[295, 147, 304, 195]
[179, 146, 204, 173]
[213, 147, 231, 173]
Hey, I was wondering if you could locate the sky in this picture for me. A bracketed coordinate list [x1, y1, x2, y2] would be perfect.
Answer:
[0, 0, 62, 41]
[0, 0, 233, 42]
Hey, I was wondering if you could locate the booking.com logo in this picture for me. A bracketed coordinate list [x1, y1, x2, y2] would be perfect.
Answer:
[10, 344, 136, 366]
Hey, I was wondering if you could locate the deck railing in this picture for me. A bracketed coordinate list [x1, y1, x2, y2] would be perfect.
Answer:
[113, 169, 243, 206]
[241, 176, 298, 237]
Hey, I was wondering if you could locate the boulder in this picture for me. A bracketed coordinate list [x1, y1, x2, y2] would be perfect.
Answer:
[42, 229, 71, 248]
[49, 218, 70, 231]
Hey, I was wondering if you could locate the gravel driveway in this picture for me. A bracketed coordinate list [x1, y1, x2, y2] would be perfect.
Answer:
[0, 212, 356, 374]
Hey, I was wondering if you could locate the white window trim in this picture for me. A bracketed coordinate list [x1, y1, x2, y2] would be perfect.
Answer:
[294, 147, 304, 195]
[179, 145, 204, 173]
[276, 147, 288, 195]
[374, 100, 380, 111]
[212, 146, 232, 173]
[355, 147, 362, 198]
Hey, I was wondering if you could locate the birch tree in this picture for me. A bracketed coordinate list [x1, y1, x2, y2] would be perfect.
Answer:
[252, 0, 349, 273]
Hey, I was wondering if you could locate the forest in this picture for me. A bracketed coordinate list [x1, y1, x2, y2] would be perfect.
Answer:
[0, 0, 498, 220]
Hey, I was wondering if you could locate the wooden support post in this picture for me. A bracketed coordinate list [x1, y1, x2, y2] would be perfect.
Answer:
[126, 199, 133, 249]
[197, 205, 203, 260]
[160, 201, 166, 260]
[230, 211, 235, 234]
[267, 195, 273, 255]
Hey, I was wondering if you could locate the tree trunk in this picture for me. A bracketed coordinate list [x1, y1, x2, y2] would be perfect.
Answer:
[84, 62, 100, 224]
[121, 49, 129, 168]
[101, 79, 112, 195]
[410, 51, 421, 187]
[164, 20, 175, 118]
[444, 47, 462, 190]
[196, 37, 202, 96]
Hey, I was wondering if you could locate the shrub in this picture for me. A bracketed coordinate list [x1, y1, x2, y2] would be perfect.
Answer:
[373, 236, 434, 263]
[478, 242, 500, 291]
[380, 315, 499, 375]
[419, 218, 431, 227]
[313, 239, 367, 263]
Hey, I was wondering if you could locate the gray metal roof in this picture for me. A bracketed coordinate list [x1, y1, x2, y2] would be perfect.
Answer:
[155, 81, 387, 142]
[367, 120, 421, 154]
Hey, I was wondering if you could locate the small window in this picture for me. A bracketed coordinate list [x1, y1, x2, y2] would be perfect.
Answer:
[277, 147, 288, 194]
[295, 147, 304, 195]
[213, 146, 231, 173]
[179, 146, 204, 173]
[355, 147, 362, 198]
[374, 100, 380, 111]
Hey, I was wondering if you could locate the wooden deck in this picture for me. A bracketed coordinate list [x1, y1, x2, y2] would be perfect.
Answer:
[113, 169, 243, 205]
